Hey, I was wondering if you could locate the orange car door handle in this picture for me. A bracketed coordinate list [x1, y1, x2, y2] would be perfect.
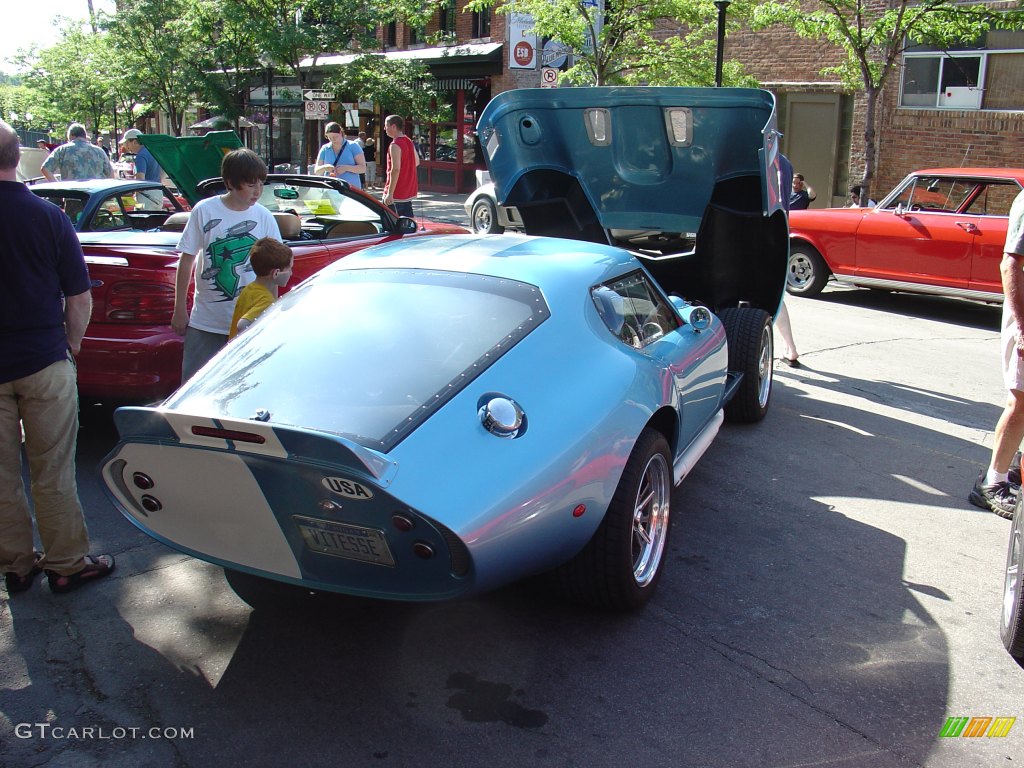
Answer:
[956, 221, 979, 233]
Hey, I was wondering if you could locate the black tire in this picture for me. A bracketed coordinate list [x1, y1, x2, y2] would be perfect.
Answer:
[719, 307, 773, 423]
[471, 198, 504, 234]
[787, 244, 830, 297]
[1000, 495, 1024, 667]
[553, 429, 672, 610]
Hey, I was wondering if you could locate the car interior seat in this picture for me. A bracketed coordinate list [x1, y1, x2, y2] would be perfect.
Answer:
[160, 212, 190, 232]
[325, 221, 378, 238]
[273, 212, 302, 240]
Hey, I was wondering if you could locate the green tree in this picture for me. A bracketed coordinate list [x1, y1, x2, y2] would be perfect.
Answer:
[751, 0, 1024, 202]
[105, 0, 206, 135]
[23, 23, 121, 137]
[466, 0, 758, 86]
[324, 55, 444, 124]
[185, 0, 262, 128]
[225, 0, 399, 163]
[0, 83, 52, 134]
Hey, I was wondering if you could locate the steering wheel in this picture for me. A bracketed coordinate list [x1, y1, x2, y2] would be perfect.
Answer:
[93, 209, 117, 228]
[621, 324, 642, 349]
[643, 322, 664, 342]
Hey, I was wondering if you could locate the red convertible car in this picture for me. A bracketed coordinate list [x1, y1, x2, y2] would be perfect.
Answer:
[787, 168, 1024, 303]
[73, 133, 465, 402]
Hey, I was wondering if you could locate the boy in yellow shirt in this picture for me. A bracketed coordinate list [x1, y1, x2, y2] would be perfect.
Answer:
[228, 238, 294, 338]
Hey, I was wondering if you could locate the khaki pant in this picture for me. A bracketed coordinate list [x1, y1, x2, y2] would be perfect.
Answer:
[0, 357, 90, 577]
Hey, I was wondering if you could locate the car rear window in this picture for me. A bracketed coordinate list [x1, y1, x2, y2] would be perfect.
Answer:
[962, 181, 1022, 216]
[31, 190, 89, 226]
[164, 268, 550, 451]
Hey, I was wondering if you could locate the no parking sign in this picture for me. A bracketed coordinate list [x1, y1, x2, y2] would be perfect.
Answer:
[304, 101, 329, 120]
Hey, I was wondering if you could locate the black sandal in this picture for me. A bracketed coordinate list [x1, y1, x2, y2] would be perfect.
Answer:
[47, 555, 115, 594]
[5, 552, 43, 594]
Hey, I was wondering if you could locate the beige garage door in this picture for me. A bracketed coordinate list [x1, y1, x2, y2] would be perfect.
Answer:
[784, 94, 840, 209]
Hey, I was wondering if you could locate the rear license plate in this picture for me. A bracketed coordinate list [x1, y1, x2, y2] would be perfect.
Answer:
[293, 516, 395, 567]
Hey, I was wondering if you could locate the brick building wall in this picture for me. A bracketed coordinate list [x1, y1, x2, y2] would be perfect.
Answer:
[388, 3, 546, 96]
[728, 17, 870, 200]
[727, 24, 845, 84]
[726, 1, 1024, 201]
[875, 69, 1024, 194]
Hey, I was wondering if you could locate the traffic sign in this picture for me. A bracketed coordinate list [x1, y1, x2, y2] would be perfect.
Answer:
[303, 89, 336, 101]
[541, 68, 559, 88]
[304, 100, 329, 120]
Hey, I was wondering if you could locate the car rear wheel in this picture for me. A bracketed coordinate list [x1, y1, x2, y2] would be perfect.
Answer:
[787, 245, 830, 297]
[471, 198, 504, 234]
[719, 307, 773, 423]
[554, 429, 672, 610]
[1000, 495, 1024, 667]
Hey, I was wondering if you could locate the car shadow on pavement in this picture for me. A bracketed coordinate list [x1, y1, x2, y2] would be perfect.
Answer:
[3, 369, 1017, 767]
[815, 286, 1001, 332]
[773, 362, 1004, 439]
[672, 372, 1019, 765]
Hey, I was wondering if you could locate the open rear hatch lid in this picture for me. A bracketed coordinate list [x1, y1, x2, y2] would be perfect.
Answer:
[476, 86, 789, 315]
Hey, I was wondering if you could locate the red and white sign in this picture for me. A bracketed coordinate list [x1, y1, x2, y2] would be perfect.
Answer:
[304, 100, 329, 120]
[540, 68, 559, 88]
[513, 41, 534, 67]
[508, 13, 537, 70]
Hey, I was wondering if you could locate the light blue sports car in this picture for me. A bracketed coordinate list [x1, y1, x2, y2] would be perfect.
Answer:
[100, 87, 789, 610]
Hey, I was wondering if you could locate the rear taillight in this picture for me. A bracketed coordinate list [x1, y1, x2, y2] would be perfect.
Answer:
[105, 282, 175, 324]
[191, 426, 267, 444]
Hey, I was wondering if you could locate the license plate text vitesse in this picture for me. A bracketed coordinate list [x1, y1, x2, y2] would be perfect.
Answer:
[293, 516, 395, 567]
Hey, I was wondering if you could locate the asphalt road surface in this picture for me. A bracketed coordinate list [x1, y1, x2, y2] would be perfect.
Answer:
[3, 283, 1023, 767]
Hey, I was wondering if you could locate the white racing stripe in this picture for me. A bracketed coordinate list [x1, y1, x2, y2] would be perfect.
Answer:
[113, 442, 301, 578]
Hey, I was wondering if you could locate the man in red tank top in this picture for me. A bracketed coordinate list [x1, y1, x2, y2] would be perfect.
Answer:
[382, 114, 419, 218]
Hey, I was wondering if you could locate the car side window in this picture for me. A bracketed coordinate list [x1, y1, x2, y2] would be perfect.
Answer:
[34, 192, 86, 225]
[963, 182, 1021, 216]
[129, 187, 172, 211]
[592, 272, 681, 349]
[91, 194, 128, 230]
[891, 176, 976, 213]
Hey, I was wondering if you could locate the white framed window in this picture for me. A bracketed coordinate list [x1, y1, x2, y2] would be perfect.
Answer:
[900, 29, 1024, 110]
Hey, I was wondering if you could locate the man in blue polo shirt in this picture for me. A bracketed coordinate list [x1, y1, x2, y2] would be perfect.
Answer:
[120, 128, 163, 183]
[0, 119, 115, 595]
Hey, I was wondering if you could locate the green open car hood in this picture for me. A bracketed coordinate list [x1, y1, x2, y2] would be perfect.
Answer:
[137, 130, 244, 206]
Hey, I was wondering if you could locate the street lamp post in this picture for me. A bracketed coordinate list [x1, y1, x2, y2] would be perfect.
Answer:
[714, 0, 731, 88]
[259, 55, 274, 167]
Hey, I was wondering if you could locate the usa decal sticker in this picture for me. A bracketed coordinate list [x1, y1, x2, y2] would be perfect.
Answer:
[321, 477, 374, 500]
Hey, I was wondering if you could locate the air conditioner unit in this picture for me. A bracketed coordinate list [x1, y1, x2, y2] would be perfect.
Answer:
[939, 87, 982, 109]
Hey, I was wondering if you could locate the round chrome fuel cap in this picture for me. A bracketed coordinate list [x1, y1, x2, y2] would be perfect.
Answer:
[478, 396, 525, 438]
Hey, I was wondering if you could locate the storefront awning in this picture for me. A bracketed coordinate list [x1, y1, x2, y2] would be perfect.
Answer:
[303, 42, 503, 70]
[430, 78, 487, 97]
[190, 115, 257, 130]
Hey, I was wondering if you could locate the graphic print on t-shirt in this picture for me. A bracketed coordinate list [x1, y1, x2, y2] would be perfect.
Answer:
[199, 220, 258, 300]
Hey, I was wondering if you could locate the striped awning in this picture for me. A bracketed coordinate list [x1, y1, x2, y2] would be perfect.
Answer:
[431, 78, 485, 97]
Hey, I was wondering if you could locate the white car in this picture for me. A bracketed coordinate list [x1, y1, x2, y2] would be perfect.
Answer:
[464, 181, 522, 234]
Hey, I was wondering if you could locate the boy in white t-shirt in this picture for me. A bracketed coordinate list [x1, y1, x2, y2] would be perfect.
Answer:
[171, 148, 281, 381]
